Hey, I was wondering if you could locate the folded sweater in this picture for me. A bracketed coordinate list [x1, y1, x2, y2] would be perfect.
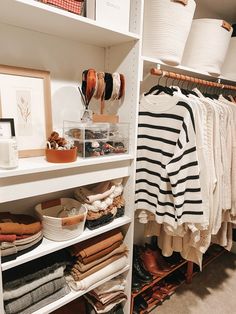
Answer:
[3, 266, 65, 301]
[70, 252, 127, 281]
[4, 276, 66, 314]
[73, 243, 127, 273]
[71, 229, 123, 259]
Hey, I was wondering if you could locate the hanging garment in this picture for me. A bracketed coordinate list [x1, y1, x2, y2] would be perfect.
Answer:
[136, 85, 236, 268]
[135, 93, 204, 232]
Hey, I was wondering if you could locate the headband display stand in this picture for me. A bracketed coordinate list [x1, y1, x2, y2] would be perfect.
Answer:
[81, 69, 124, 124]
[93, 99, 119, 123]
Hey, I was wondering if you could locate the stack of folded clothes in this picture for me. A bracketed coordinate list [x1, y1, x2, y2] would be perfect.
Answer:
[66, 229, 128, 291]
[74, 179, 125, 230]
[3, 250, 71, 314]
[0, 212, 43, 263]
[84, 275, 126, 313]
[52, 297, 87, 314]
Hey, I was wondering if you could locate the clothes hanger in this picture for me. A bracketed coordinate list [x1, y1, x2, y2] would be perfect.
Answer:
[229, 95, 236, 103]
[186, 77, 199, 97]
[145, 71, 173, 96]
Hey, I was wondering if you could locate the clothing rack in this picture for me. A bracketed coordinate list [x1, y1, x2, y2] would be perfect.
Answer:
[150, 68, 236, 91]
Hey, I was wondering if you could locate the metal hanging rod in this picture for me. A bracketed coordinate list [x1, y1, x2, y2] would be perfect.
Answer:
[150, 68, 236, 91]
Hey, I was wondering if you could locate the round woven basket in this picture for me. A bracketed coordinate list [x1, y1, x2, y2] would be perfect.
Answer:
[142, 0, 196, 66]
[35, 198, 87, 241]
[182, 19, 233, 76]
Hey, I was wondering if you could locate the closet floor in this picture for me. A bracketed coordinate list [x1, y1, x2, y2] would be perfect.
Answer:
[150, 251, 236, 314]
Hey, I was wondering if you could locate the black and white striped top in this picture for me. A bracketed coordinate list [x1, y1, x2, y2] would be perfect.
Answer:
[135, 94, 204, 228]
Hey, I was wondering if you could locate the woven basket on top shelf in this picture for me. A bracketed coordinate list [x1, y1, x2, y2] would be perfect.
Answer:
[222, 24, 236, 81]
[182, 19, 233, 76]
[142, 0, 196, 66]
[39, 0, 85, 15]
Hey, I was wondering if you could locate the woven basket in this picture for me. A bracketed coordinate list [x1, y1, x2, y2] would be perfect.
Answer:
[222, 25, 236, 80]
[142, 0, 196, 66]
[35, 198, 87, 241]
[39, 0, 84, 15]
[182, 19, 233, 76]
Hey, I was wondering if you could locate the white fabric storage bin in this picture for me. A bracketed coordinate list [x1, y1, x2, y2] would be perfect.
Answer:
[182, 19, 233, 76]
[142, 0, 196, 66]
[222, 27, 236, 80]
[35, 198, 87, 241]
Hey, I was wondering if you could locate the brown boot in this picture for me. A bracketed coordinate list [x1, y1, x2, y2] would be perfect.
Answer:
[141, 248, 165, 276]
[153, 248, 172, 272]
[145, 243, 171, 272]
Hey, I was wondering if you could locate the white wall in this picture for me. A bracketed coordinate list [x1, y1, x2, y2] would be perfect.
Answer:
[0, 23, 105, 132]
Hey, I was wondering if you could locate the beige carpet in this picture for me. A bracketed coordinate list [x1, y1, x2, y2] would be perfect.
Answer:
[151, 251, 236, 314]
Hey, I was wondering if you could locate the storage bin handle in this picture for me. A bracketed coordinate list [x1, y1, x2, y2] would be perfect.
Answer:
[173, 0, 188, 5]
[41, 199, 61, 209]
[222, 21, 232, 32]
[62, 214, 85, 226]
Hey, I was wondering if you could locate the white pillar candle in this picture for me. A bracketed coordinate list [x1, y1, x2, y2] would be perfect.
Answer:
[0, 138, 18, 169]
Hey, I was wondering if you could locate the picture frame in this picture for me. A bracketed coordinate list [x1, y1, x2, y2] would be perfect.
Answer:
[0, 118, 15, 139]
[0, 65, 52, 157]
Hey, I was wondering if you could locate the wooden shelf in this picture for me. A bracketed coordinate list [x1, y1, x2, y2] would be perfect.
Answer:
[139, 279, 185, 314]
[132, 259, 188, 298]
[193, 246, 226, 274]
[136, 247, 226, 314]
[0, 0, 139, 47]
[2, 216, 131, 271]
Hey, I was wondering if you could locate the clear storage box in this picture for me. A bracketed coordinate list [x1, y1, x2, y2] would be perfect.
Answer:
[63, 121, 129, 158]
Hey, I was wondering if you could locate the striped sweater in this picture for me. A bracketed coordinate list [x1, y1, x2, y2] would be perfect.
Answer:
[135, 94, 204, 229]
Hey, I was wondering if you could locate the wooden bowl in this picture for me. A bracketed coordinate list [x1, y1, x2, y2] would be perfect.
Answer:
[45, 147, 77, 163]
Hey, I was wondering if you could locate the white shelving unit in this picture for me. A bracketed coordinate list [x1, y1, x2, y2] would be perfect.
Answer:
[0, 0, 143, 313]
[0, 0, 140, 46]
[1, 1, 235, 313]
